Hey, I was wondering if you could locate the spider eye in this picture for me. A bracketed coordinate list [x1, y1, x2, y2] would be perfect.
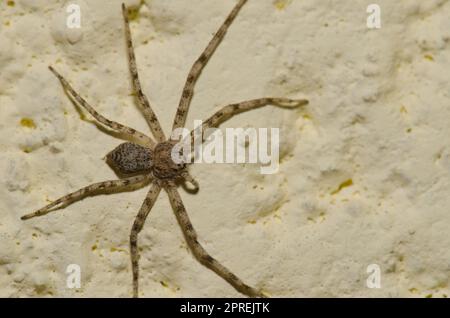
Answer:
[106, 142, 153, 175]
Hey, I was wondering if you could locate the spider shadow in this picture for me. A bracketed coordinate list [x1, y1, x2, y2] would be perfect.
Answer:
[65, 92, 146, 145]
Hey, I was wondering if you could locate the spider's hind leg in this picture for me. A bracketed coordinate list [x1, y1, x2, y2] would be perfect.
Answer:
[48, 66, 155, 147]
[21, 175, 149, 220]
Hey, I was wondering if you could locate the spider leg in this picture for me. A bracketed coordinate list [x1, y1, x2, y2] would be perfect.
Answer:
[165, 185, 265, 297]
[181, 171, 199, 192]
[130, 183, 162, 298]
[49, 66, 155, 148]
[21, 175, 149, 220]
[190, 97, 309, 144]
[172, 0, 248, 131]
[122, 3, 166, 142]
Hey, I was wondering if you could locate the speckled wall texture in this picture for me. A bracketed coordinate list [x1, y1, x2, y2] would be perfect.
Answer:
[1, 0, 449, 297]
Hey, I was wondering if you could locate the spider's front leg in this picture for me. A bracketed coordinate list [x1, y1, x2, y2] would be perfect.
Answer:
[165, 185, 265, 297]
[48, 66, 155, 148]
[129, 184, 162, 298]
[172, 0, 248, 130]
[21, 175, 149, 220]
[190, 97, 309, 144]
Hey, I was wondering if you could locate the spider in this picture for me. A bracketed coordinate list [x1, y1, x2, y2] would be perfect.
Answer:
[21, 0, 308, 298]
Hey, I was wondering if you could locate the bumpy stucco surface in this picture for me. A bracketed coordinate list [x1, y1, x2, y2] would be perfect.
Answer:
[1, 0, 450, 297]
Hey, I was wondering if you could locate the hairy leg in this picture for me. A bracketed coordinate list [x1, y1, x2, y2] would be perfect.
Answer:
[165, 185, 265, 297]
[172, 0, 248, 130]
[122, 4, 165, 142]
[49, 66, 155, 147]
[130, 184, 162, 297]
[189, 97, 308, 144]
[21, 175, 149, 220]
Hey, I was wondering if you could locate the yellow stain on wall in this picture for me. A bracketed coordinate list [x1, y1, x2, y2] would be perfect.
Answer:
[160, 281, 169, 288]
[331, 179, 353, 195]
[22, 146, 33, 153]
[126, 1, 146, 22]
[274, 0, 292, 10]
[110, 246, 127, 253]
[20, 118, 36, 129]
[128, 8, 140, 21]
[424, 54, 434, 61]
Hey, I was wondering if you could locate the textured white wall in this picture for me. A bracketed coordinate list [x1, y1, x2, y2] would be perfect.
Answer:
[1, 0, 449, 297]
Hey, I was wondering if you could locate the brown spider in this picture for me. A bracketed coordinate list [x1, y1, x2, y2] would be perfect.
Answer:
[21, 0, 308, 297]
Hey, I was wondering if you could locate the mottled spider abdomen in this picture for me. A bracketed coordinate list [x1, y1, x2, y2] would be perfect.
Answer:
[106, 142, 153, 175]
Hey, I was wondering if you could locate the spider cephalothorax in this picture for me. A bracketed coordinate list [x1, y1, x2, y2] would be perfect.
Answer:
[22, 0, 309, 298]
[152, 141, 187, 180]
